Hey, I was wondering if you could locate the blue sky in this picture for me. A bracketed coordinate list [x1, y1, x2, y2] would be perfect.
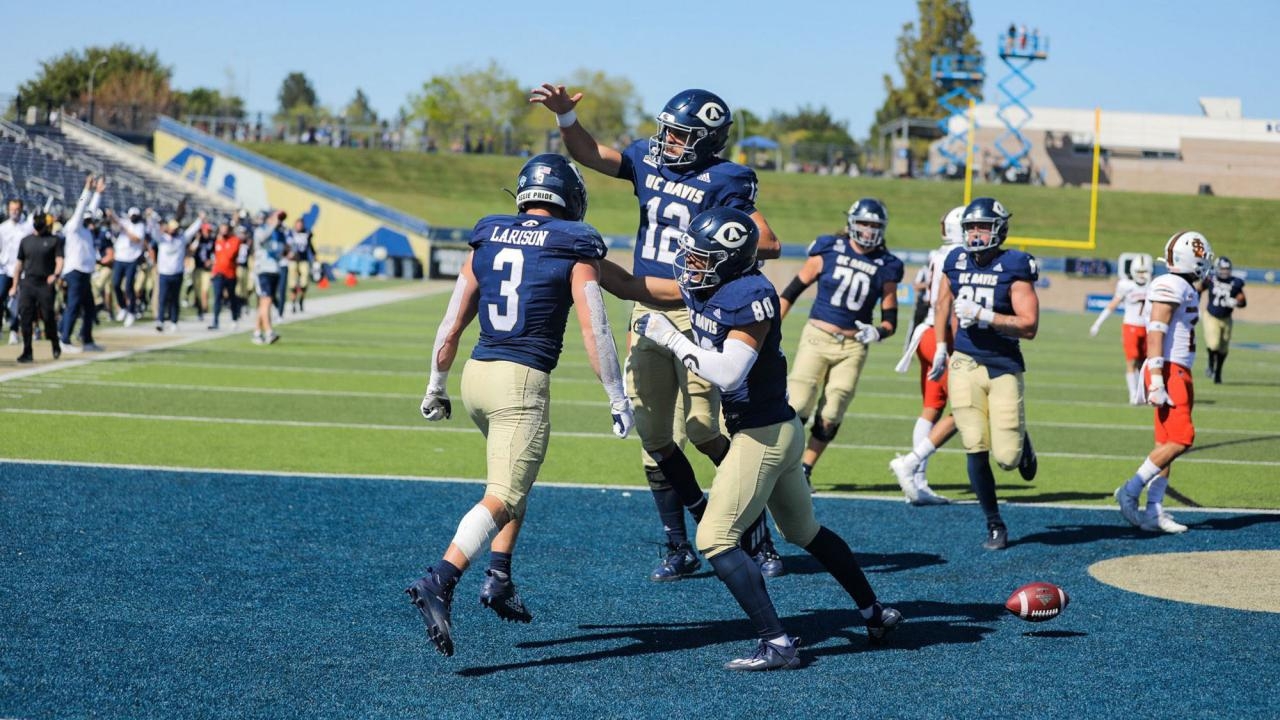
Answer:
[3, 0, 1275, 136]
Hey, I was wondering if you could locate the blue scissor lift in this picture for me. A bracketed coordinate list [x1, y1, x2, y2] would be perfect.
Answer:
[929, 54, 985, 177]
[994, 31, 1049, 178]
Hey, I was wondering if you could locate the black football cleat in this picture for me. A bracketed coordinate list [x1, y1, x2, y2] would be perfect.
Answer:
[983, 523, 1009, 551]
[650, 543, 700, 582]
[406, 569, 457, 657]
[865, 603, 903, 646]
[479, 569, 532, 623]
[724, 637, 802, 671]
[753, 538, 785, 579]
[1018, 432, 1037, 481]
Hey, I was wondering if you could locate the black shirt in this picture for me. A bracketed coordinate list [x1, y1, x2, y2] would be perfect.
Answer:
[17, 232, 64, 283]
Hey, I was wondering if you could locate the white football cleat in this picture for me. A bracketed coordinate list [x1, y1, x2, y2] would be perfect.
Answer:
[1140, 511, 1187, 534]
[890, 455, 920, 503]
[912, 484, 950, 506]
[123, 313, 135, 328]
[114, 309, 127, 322]
[7, 331, 18, 345]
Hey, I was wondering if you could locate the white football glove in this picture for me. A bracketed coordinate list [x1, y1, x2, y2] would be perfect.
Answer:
[1146, 376, 1173, 408]
[420, 387, 452, 421]
[953, 297, 980, 328]
[854, 321, 881, 344]
[927, 341, 948, 381]
[1223, 296, 1238, 308]
[635, 313, 680, 349]
[610, 398, 634, 439]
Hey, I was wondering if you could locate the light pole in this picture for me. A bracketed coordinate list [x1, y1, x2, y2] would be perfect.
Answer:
[88, 57, 107, 125]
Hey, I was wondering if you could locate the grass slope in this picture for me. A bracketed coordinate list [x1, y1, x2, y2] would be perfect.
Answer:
[3, 291, 1278, 510]
[247, 144, 1280, 267]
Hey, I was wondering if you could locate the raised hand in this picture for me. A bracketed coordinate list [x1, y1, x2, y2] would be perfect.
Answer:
[529, 83, 583, 115]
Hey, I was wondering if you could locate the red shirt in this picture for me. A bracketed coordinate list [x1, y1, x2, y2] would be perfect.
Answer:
[212, 235, 241, 278]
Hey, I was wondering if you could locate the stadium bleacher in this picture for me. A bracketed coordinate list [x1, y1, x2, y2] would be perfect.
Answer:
[0, 119, 230, 222]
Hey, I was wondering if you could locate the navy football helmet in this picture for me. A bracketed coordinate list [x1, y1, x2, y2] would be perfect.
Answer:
[674, 207, 759, 290]
[846, 198, 888, 249]
[515, 153, 588, 221]
[960, 197, 1012, 252]
[649, 89, 733, 170]
[1216, 256, 1233, 281]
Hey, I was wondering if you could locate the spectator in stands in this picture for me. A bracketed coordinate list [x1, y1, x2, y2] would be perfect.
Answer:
[208, 223, 242, 330]
[1, 197, 35, 345]
[252, 212, 287, 344]
[108, 206, 147, 326]
[188, 220, 216, 322]
[150, 211, 200, 333]
[59, 175, 105, 353]
[286, 217, 316, 314]
[9, 211, 62, 363]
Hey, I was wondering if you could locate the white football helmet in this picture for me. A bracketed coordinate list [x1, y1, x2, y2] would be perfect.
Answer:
[1162, 231, 1214, 280]
[940, 205, 965, 246]
[1130, 254, 1153, 285]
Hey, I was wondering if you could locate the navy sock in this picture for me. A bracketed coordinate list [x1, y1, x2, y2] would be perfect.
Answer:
[650, 484, 688, 547]
[686, 495, 708, 523]
[967, 452, 1003, 526]
[488, 551, 512, 575]
[804, 526, 877, 609]
[707, 439, 730, 466]
[708, 548, 784, 640]
[428, 559, 463, 595]
[656, 449, 704, 509]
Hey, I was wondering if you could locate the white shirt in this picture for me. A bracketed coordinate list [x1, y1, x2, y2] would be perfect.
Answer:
[1143, 274, 1199, 369]
[113, 218, 147, 263]
[1111, 278, 1150, 327]
[152, 218, 200, 276]
[925, 244, 963, 327]
[61, 191, 103, 275]
[0, 215, 35, 275]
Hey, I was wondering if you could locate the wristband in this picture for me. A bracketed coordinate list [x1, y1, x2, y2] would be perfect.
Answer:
[1146, 320, 1169, 334]
[427, 369, 448, 394]
[556, 110, 578, 128]
[935, 342, 948, 355]
[977, 308, 995, 325]
[1146, 356, 1165, 371]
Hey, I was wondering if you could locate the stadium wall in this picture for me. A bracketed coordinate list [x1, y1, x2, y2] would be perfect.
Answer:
[151, 117, 431, 264]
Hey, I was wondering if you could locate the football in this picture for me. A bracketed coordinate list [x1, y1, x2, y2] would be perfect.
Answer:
[1005, 581, 1070, 622]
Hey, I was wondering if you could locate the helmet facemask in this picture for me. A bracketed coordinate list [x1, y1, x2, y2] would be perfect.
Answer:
[649, 115, 711, 169]
[674, 234, 729, 290]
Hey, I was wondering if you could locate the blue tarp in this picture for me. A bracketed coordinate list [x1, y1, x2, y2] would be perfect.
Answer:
[334, 227, 418, 276]
[738, 135, 779, 150]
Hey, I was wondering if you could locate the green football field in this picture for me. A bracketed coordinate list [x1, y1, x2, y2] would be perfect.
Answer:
[2, 289, 1277, 510]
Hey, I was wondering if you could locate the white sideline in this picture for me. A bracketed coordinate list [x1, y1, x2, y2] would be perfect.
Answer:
[1, 456, 1276, 516]
[1, 406, 1276, 467]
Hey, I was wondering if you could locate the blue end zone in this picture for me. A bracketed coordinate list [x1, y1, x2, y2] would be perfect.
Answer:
[3, 463, 1277, 718]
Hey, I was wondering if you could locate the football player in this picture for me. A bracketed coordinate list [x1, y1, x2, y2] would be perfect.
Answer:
[777, 199, 903, 490]
[1090, 254, 1154, 404]
[602, 207, 901, 670]
[888, 206, 968, 505]
[1115, 232, 1215, 534]
[531, 82, 785, 580]
[932, 198, 1040, 550]
[1199, 256, 1246, 384]
[406, 155, 634, 657]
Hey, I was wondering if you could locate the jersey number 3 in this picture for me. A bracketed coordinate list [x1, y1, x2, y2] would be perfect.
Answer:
[488, 247, 523, 331]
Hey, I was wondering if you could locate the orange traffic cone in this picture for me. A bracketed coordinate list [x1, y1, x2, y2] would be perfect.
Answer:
[318, 276, 330, 290]
[345, 272, 358, 287]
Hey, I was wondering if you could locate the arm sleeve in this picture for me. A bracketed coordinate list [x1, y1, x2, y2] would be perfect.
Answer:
[661, 333, 759, 392]
[583, 280, 626, 404]
[64, 190, 92, 237]
[427, 273, 470, 392]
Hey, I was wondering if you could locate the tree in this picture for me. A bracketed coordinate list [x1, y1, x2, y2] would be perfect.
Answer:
[761, 105, 859, 165]
[560, 69, 644, 144]
[278, 72, 318, 114]
[175, 87, 246, 119]
[872, 0, 981, 143]
[17, 44, 173, 119]
[344, 89, 378, 126]
[405, 61, 529, 152]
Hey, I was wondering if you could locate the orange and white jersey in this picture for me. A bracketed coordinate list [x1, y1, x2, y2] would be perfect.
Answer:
[1113, 278, 1150, 326]
[1143, 273, 1199, 369]
[925, 244, 963, 327]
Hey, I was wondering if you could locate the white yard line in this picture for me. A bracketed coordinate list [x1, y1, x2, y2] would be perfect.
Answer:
[2, 406, 1275, 467]
[1, 456, 1276, 516]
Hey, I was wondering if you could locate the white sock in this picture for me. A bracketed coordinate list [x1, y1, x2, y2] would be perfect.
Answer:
[910, 437, 937, 464]
[766, 634, 793, 647]
[1146, 475, 1169, 514]
[1125, 371, 1140, 403]
[1124, 459, 1162, 496]
[912, 418, 933, 476]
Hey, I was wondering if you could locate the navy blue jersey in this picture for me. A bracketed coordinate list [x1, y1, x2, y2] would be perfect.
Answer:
[945, 248, 1039, 377]
[805, 235, 905, 328]
[468, 213, 606, 373]
[616, 140, 758, 280]
[681, 270, 795, 434]
[94, 229, 113, 264]
[1204, 275, 1245, 319]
